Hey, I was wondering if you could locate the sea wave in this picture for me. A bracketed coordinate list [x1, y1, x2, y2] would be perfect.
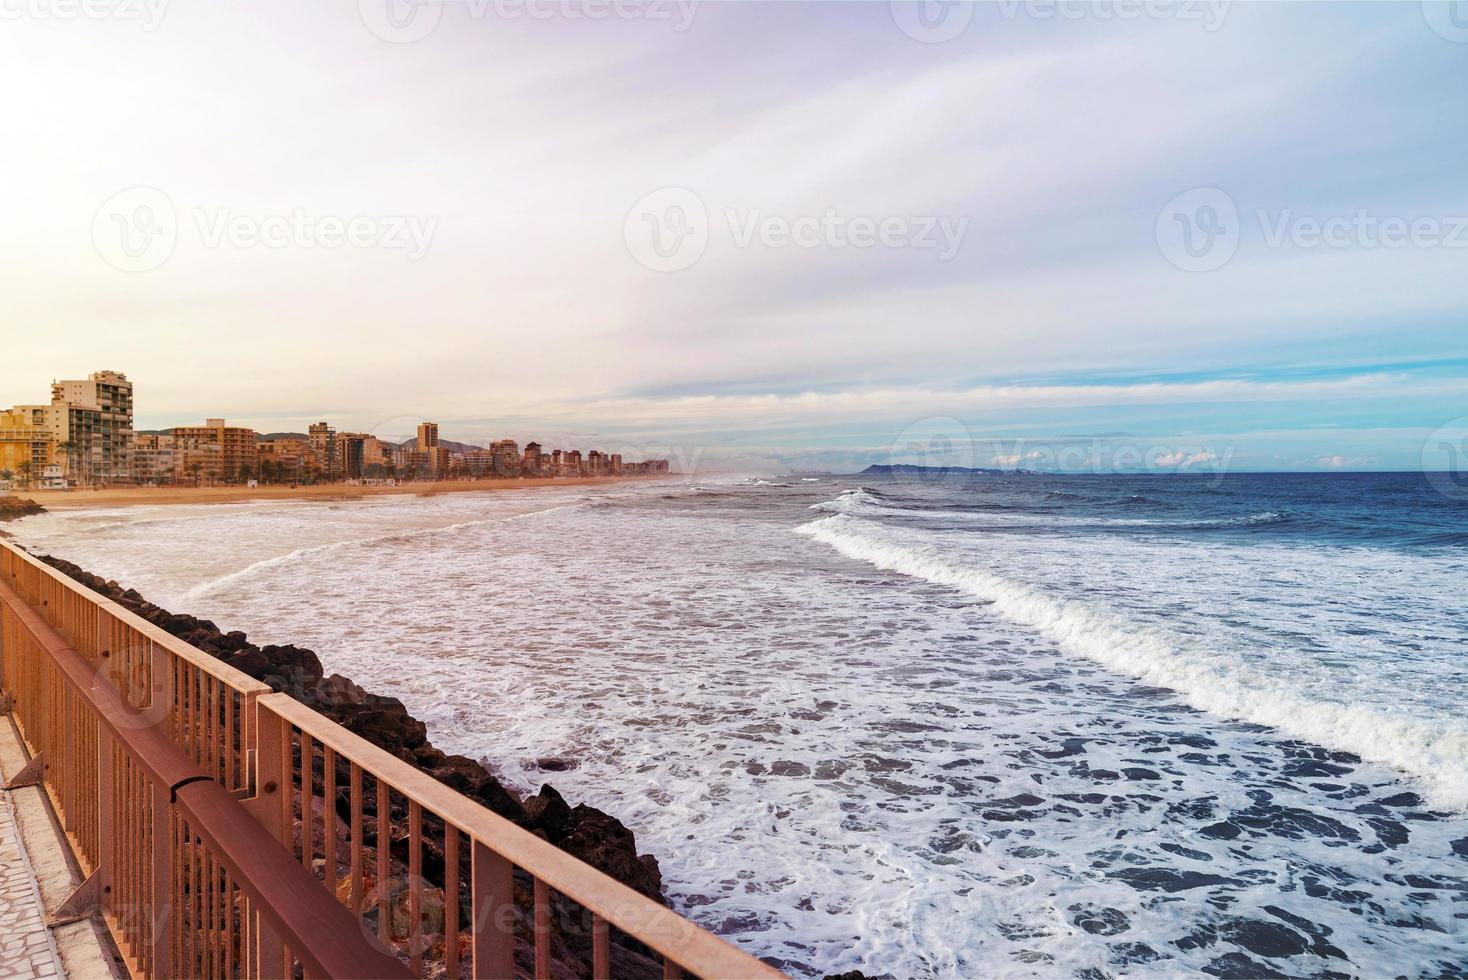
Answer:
[811, 490, 1292, 532]
[176, 502, 581, 603]
[795, 513, 1468, 811]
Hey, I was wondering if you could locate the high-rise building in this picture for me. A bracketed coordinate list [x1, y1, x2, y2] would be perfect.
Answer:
[172, 419, 259, 482]
[417, 421, 439, 452]
[490, 439, 520, 476]
[308, 422, 337, 480]
[47, 370, 134, 485]
[522, 442, 543, 476]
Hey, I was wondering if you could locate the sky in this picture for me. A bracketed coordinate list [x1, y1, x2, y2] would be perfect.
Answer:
[2, 1, 1466, 474]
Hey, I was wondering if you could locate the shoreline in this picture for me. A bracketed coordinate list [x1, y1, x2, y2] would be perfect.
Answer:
[14, 475, 656, 511]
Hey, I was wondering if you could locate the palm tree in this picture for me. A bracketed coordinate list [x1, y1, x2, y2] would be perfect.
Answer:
[16, 460, 33, 489]
[55, 440, 76, 486]
[187, 461, 204, 487]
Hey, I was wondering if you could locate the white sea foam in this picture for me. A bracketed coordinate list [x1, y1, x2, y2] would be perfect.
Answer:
[8, 482, 1467, 977]
[795, 513, 1468, 811]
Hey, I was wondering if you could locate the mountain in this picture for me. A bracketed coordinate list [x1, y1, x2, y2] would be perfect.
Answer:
[859, 464, 1018, 476]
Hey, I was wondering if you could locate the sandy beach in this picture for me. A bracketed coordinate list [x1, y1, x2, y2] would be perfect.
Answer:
[12, 476, 654, 511]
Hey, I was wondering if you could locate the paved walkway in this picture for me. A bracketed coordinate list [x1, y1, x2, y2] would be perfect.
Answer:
[0, 785, 63, 979]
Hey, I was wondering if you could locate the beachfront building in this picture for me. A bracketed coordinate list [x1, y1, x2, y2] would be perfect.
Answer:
[461, 449, 495, 476]
[610, 453, 624, 475]
[31, 370, 136, 486]
[173, 419, 259, 483]
[0, 406, 53, 486]
[522, 442, 543, 476]
[308, 422, 337, 480]
[131, 433, 180, 485]
[417, 421, 439, 451]
[257, 437, 311, 483]
[490, 439, 520, 476]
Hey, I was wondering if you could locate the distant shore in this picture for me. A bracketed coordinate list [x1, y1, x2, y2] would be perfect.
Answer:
[16, 475, 654, 511]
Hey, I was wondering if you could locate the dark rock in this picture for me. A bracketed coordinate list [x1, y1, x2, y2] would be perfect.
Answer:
[1199, 820, 1241, 840]
[0, 496, 46, 521]
[560, 804, 664, 902]
[525, 785, 573, 840]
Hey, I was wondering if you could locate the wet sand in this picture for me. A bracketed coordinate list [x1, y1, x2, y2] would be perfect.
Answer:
[16, 476, 652, 511]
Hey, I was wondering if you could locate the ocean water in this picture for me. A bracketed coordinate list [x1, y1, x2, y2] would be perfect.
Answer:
[8, 473, 1467, 978]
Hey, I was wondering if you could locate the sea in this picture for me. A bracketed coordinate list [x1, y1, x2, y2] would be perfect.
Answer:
[7, 471, 1467, 978]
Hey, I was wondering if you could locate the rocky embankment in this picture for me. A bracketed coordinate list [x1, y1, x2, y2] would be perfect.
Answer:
[0, 496, 45, 522]
[34, 553, 671, 976]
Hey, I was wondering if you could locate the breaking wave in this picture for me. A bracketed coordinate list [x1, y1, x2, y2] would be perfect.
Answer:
[795, 513, 1468, 811]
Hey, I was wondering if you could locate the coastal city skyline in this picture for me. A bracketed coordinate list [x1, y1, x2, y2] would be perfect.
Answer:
[0, 368, 669, 488]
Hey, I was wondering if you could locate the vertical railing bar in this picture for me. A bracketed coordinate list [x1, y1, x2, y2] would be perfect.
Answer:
[409, 799, 422, 974]
[592, 913, 611, 980]
[301, 732, 314, 870]
[446, 825, 461, 980]
[324, 745, 337, 897]
[376, 778, 389, 944]
[350, 763, 363, 918]
[534, 878, 551, 980]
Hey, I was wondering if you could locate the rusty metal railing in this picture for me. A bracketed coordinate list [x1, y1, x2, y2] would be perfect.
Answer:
[0, 539, 783, 980]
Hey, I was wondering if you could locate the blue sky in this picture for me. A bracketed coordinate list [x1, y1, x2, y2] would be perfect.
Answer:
[1, 1, 1465, 472]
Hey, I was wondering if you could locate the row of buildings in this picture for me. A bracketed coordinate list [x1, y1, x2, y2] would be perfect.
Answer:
[0, 371, 669, 489]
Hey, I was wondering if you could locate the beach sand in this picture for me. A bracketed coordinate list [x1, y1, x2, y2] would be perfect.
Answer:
[14, 476, 654, 511]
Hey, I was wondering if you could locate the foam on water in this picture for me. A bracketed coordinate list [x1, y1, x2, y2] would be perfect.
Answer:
[796, 513, 1468, 812]
[7, 478, 1467, 977]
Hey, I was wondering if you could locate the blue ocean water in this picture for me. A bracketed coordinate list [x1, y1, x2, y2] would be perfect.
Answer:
[9, 473, 1468, 977]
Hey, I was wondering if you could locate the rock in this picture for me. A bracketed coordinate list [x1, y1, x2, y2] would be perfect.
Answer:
[0, 496, 45, 522]
[525, 785, 573, 840]
[560, 804, 664, 902]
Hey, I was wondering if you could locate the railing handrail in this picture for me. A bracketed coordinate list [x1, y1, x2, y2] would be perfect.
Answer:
[0, 572, 410, 980]
[259, 692, 784, 979]
[0, 541, 270, 696]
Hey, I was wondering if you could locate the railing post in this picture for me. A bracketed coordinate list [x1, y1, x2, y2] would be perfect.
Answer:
[472, 839, 515, 980]
[150, 782, 173, 978]
[97, 730, 113, 914]
[247, 701, 289, 978]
